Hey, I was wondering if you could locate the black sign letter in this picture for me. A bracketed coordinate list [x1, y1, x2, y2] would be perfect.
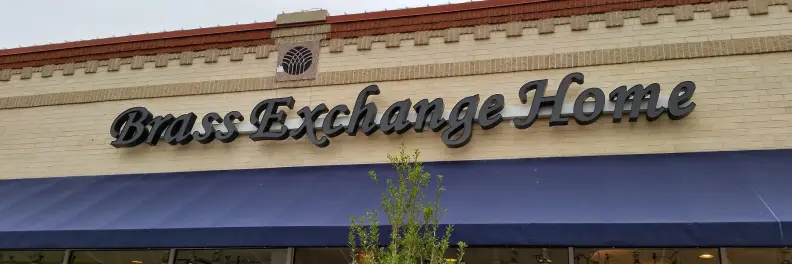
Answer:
[217, 111, 244, 143]
[573, 88, 606, 125]
[478, 94, 505, 130]
[668, 81, 696, 120]
[442, 95, 479, 148]
[513, 79, 548, 129]
[110, 107, 153, 148]
[380, 99, 413, 135]
[323, 105, 350, 138]
[145, 114, 175, 146]
[347, 85, 381, 136]
[290, 104, 330, 147]
[192, 113, 222, 144]
[250, 97, 295, 141]
[413, 98, 447, 133]
[164, 113, 198, 145]
[547, 72, 583, 126]
[610, 83, 666, 122]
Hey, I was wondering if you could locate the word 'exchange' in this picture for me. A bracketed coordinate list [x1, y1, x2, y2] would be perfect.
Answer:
[110, 72, 696, 149]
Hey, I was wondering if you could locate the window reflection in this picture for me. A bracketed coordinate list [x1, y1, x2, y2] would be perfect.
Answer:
[70, 250, 169, 264]
[174, 249, 288, 264]
[294, 247, 568, 264]
[0, 251, 64, 264]
[724, 248, 791, 263]
[574, 248, 719, 264]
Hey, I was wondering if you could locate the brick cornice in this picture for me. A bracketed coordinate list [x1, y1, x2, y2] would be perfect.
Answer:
[0, 0, 731, 71]
[2, 33, 791, 110]
[0, 22, 277, 57]
[0, 0, 783, 81]
[0, 30, 276, 70]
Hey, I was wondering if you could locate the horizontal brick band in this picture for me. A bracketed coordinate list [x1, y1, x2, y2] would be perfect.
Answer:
[1, 34, 790, 110]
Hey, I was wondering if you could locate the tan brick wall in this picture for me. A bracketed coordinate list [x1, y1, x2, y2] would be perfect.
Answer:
[1, 52, 791, 179]
[3, 5, 792, 98]
[1, 3, 792, 179]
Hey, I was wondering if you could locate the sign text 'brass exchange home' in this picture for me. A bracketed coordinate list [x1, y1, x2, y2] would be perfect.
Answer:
[110, 72, 697, 149]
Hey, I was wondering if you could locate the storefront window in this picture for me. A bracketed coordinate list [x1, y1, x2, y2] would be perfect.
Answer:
[462, 248, 568, 264]
[574, 248, 719, 264]
[70, 250, 170, 264]
[174, 249, 289, 264]
[295, 247, 568, 264]
[723, 248, 791, 263]
[0, 251, 64, 264]
[293, 248, 350, 264]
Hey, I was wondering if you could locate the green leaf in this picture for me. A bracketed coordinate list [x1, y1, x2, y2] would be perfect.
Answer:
[348, 142, 465, 264]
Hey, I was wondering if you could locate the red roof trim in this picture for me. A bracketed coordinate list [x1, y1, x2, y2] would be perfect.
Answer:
[0, 22, 276, 56]
[326, 0, 550, 23]
[0, 0, 552, 57]
[0, 0, 723, 67]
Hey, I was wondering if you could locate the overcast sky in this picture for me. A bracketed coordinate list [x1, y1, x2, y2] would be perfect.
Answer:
[1, 0, 471, 49]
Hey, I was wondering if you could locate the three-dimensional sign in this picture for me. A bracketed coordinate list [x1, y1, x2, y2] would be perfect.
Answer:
[110, 72, 696, 148]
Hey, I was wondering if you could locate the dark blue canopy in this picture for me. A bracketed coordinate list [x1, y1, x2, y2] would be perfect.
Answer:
[0, 149, 790, 249]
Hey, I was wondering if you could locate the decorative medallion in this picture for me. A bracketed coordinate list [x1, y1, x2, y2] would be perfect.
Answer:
[276, 41, 320, 81]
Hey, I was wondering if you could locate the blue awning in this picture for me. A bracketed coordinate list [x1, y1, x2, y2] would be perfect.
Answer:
[0, 149, 790, 249]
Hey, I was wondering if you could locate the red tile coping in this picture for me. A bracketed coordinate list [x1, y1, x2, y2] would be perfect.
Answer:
[0, 0, 720, 70]
[325, 0, 549, 23]
[328, 0, 719, 39]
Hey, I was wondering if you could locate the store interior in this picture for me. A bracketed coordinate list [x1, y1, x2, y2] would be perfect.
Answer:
[293, 247, 786, 264]
[0, 247, 786, 264]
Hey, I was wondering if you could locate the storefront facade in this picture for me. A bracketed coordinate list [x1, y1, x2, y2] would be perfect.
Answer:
[1, 0, 791, 263]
